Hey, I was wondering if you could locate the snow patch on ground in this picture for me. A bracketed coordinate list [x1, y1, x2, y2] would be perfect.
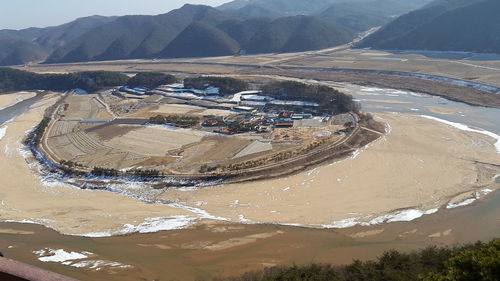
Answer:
[421, 115, 500, 153]
[446, 189, 494, 209]
[69, 260, 131, 270]
[34, 248, 131, 271]
[34, 248, 89, 263]
[83, 216, 196, 237]
[323, 207, 439, 229]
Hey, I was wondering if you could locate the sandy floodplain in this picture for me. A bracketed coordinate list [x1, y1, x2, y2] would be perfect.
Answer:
[159, 113, 500, 228]
[1, 91, 499, 237]
[0, 94, 195, 236]
[0, 91, 37, 109]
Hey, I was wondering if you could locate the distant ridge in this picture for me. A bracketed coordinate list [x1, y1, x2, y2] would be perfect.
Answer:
[358, 0, 500, 54]
[0, 0, 458, 65]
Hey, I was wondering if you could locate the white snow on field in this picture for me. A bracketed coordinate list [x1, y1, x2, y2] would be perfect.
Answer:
[34, 248, 89, 263]
[421, 115, 500, 153]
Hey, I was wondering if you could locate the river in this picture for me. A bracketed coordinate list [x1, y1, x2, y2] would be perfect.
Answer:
[0, 92, 48, 126]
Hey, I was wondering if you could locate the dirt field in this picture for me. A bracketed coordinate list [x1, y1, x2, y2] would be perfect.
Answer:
[102, 125, 209, 156]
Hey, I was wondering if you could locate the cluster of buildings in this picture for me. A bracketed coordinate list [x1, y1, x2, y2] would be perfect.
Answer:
[116, 83, 332, 134]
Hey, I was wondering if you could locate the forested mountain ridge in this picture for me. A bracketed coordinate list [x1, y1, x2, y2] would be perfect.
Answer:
[358, 0, 499, 53]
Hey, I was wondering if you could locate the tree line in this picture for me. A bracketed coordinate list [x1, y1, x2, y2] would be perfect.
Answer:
[0, 68, 182, 93]
[0, 68, 129, 92]
[262, 81, 360, 114]
[184, 76, 249, 95]
[215, 239, 500, 281]
[33, 117, 51, 146]
[126, 72, 178, 89]
[149, 115, 200, 128]
[90, 167, 162, 178]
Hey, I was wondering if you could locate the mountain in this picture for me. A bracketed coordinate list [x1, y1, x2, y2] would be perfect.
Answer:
[0, 15, 116, 66]
[0, 0, 443, 65]
[225, 4, 282, 19]
[357, 0, 491, 51]
[46, 5, 231, 63]
[219, 0, 432, 33]
[245, 16, 353, 54]
[217, 18, 273, 47]
[371, 0, 500, 53]
[34, 15, 118, 50]
[45, 4, 356, 62]
[0, 40, 47, 65]
[318, 0, 430, 33]
[218, 0, 340, 16]
[160, 22, 240, 58]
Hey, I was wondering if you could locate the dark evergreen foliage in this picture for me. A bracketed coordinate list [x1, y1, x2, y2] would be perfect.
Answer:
[262, 81, 359, 114]
[184, 76, 249, 95]
[126, 72, 178, 89]
[33, 117, 51, 146]
[91, 167, 119, 177]
[0, 68, 128, 92]
[217, 239, 500, 281]
[149, 115, 200, 128]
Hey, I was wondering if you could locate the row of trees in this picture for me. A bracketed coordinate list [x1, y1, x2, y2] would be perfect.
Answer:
[132, 169, 161, 178]
[33, 117, 51, 146]
[91, 167, 164, 178]
[149, 115, 200, 128]
[126, 72, 178, 89]
[0, 68, 129, 92]
[59, 160, 86, 169]
[215, 239, 500, 281]
[91, 167, 119, 177]
[184, 76, 249, 95]
[0, 68, 184, 93]
[262, 81, 360, 114]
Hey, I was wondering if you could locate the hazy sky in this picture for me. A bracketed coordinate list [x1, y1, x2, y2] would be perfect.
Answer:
[0, 0, 232, 30]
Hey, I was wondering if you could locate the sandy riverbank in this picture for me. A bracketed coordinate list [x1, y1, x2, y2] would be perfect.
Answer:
[0, 94, 194, 236]
[158, 113, 500, 227]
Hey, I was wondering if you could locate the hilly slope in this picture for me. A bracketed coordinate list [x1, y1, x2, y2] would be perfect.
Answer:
[0, 15, 116, 66]
[369, 0, 500, 53]
[0, 40, 47, 65]
[318, 0, 430, 33]
[217, 18, 273, 47]
[34, 15, 118, 50]
[160, 22, 240, 58]
[358, 0, 487, 50]
[46, 5, 231, 63]
[245, 16, 353, 54]
[218, 0, 340, 15]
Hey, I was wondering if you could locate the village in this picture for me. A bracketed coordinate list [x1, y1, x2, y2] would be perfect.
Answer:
[117, 82, 355, 135]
